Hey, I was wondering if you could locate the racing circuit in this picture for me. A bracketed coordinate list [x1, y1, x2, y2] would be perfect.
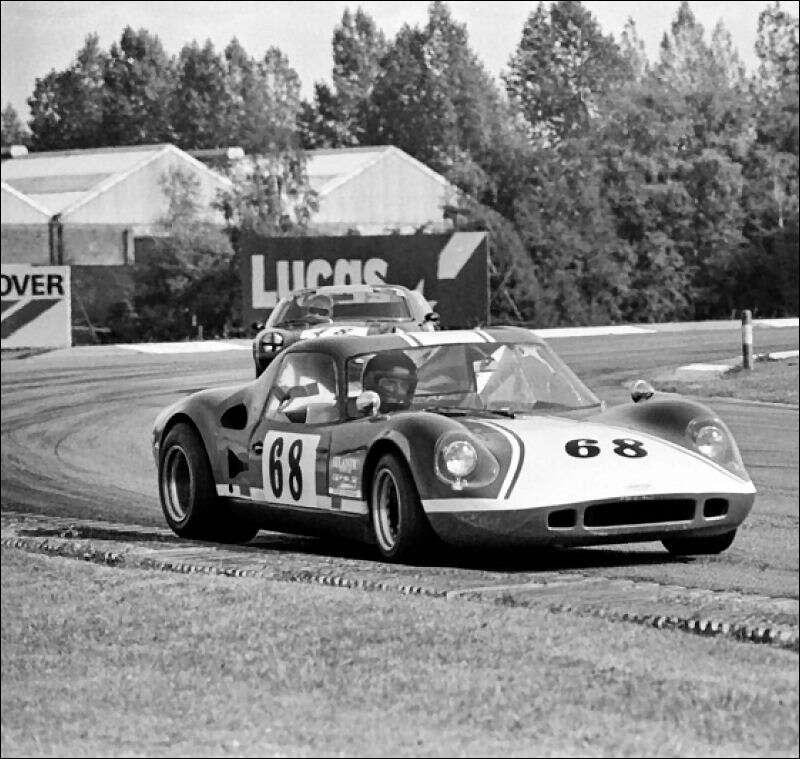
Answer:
[2, 321, 798, 643]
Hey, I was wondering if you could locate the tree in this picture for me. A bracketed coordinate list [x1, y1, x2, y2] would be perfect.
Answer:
[1, 103, 27, 147]
[619, 18, 648, 81]
[172, 40, 230, 149]
[123, 167, 239, 341]
[27, 34, 106, 149]
[216, 152, 318, 237]
[332, 7, 387, 142]
[504, 1, 630, 141]
[754, 1, 799, 155]
[102, 27, 176, 145]
[225, 44, 302, 154]
[371, 2, 504, 187]
[300, 7, 388, 148]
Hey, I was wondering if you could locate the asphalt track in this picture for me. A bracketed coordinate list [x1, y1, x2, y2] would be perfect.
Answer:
[1, 323, 798, 609]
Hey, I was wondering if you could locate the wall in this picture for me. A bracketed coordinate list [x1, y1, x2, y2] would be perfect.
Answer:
[60, 224, 132, 265]
[0, 225, 50, 264]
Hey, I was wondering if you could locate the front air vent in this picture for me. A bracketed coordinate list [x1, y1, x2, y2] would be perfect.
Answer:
[584, 499, 695, 528]
[548, 509, 577, 529]
[703, 498, 729, 518]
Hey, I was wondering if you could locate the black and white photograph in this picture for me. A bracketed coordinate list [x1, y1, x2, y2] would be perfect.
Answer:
[1, 0, 798, 755]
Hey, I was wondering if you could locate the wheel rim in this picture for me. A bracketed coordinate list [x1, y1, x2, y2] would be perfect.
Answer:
[162, 445, 193, 523]
[373, 468, 401, 553]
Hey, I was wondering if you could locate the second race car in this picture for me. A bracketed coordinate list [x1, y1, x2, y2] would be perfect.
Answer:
[153, 327, 755, 562]
[251, 284, 439, 376]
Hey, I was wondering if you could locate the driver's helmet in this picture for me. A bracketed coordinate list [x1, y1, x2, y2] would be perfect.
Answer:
[362, 351, 417, 412]
[304, 293, 333, 319]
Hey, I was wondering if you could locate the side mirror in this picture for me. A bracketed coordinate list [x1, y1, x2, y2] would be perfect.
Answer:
[424, 312, 440, 324]
[285, 407, 308, 424]
[251, 321, 265, 332]
[355, 390, 381, 417]
[631, 379, 655, 403]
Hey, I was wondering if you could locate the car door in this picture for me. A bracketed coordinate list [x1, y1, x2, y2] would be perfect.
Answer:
[247, 351, 341, 512]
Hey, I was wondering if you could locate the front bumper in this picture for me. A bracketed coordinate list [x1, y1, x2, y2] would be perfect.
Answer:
[424, 492, 755, 548]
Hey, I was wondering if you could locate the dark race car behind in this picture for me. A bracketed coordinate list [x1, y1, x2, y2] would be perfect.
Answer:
[251, 284, 438, 376]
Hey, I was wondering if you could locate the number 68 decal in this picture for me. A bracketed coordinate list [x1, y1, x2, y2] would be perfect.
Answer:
[565, 438, 647, 458]
[262, 431, 320, 507]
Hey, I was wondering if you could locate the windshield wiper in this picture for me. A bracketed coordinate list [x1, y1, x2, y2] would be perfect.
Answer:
[422, 405, 516, 419]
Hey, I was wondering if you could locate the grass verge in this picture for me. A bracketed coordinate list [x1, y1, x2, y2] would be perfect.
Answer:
[652, 358, 799, 405]
[2, 548, 798, 757]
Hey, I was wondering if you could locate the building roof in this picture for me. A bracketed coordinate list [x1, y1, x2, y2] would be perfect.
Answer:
[305, 145, 451, 197]
[1, 180, 51, 219]
[0, 143, 231, 218]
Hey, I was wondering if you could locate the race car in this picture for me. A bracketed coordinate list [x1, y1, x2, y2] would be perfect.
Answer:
[153, 327, 755, 562]
[251, 284, 439, 377]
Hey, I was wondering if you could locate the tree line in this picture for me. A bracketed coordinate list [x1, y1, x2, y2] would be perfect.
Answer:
[2, 0, 798, 329]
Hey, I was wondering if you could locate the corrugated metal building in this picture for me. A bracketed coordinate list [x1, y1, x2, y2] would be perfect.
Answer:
[305, 146, 456, 235]
[1, 143, 231, 266]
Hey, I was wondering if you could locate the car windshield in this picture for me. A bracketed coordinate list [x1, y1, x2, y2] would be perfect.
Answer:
[270, 289, 411, 327]
[347, 341, 601, 415]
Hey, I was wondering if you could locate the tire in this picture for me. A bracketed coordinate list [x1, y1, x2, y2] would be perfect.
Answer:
[159, 423, 258, 543]
[369, 453, 433, 562]
[662, 529, 737, 556]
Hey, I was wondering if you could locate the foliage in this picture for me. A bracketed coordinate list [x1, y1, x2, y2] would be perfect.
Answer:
[27, 34, 106, 150]
[108, 168, 239, 341]
[504, 1, 631, 141]
[171, 40, 230, 150]
[299, 7, 387, 148]
[215, 153, 318, 237]
[1, 103, 27, 147]
[101, 27, 176, 145]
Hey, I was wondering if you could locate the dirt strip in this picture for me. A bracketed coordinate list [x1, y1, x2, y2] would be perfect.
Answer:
[2, 510, 797, 652]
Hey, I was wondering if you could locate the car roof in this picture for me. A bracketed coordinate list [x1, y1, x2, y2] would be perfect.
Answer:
[283, 326, 545, 359]
[289, 284, 412, 297]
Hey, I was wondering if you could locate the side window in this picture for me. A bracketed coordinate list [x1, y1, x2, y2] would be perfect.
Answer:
[265, 352, 340, 424]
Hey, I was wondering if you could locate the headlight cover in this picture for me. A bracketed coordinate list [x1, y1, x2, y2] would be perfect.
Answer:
[686, 417, 749, 480]
[434, 433, 499, 491]
[258, 331, 284, 352]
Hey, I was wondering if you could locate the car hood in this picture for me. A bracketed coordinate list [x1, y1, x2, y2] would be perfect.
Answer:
[461, 415, 754, 508]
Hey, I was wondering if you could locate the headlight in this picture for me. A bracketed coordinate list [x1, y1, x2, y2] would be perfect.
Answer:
[434, 433, 499, 491]
[442, 440, 477, 478]
[258, 331, 284, 352]
[686, 418, 749, 480]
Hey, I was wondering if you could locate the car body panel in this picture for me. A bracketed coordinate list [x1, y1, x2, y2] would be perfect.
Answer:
[153, 327, 756, 550]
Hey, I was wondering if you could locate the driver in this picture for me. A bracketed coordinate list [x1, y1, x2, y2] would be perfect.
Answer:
[303, 293, 334, 322]
[362, 351, 417, 412]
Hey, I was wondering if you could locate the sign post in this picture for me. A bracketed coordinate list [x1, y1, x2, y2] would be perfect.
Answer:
[1, 264, 72, 348]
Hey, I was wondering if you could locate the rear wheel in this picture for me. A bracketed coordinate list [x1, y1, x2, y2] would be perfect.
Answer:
[159, 423, 258, 543]
[662, 529, 736, 556]
[369, 453, 432, 562]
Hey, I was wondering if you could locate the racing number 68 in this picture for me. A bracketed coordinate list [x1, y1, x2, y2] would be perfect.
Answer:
[565, 438, 647, 458]
[268, 436, 303, 499]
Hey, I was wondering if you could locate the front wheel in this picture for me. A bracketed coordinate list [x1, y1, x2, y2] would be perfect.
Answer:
[159, 423, 258, 543]
[662, 529, 737, 556]
[369, 453, 433, 563]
